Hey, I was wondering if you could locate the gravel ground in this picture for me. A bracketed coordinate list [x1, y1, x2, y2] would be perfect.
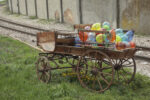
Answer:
[0, 27, 36, 46]
[0, 5, 150, 77]
[0, 20, 39, 34]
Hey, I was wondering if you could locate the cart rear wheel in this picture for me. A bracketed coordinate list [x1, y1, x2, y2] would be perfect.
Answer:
[77, 50, 114, 93]
[36, 56, 51, 83]
[112, 58, 136, 84]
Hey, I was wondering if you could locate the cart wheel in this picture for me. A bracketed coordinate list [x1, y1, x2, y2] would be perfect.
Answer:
[112, 58, 136, 84]
[77, 50, 114, 93]
[36, 56, 51, 83]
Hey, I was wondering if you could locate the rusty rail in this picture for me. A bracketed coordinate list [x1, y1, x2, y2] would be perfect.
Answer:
[0, 24, 36, 36]
[135, 55, 150, 62]
[0, 17, 48, 31]
[136, 46, 150, 51]
[0, 17, 73, 36]
[135, 46, 150, 61]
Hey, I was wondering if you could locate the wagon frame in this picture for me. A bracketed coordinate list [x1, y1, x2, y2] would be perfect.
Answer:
[35, 25, 139, 93]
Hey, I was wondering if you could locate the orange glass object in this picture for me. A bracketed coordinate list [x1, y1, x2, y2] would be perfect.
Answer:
[110, 29, 116, 42]
[129, 42, 136, 48]
[124, 42, 130, 48]
[116, 42, 126, 50]
[79, 32, 88, 42]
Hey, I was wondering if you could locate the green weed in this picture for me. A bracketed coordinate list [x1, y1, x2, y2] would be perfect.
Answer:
[37, 19, 55, 24]
[0, 0, 6, 5]
[29, 16, 37, 20]
[0, 35, 150, 100]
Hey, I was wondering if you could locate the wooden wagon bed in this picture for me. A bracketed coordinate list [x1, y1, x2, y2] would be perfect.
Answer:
[37, 31, 138, 59]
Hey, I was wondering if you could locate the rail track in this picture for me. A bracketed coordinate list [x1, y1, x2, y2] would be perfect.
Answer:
[0, 17, 48, 36]
[0, 17, 150, 61]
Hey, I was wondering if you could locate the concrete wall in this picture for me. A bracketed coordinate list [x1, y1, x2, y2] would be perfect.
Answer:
[19, 0, 26, 15]
[8, 0, 150, 34]
[27, 0, 35, 16]
[36, 0, 47, 19]
[62, 0, 80, 24]
[12, 0, 18, 13]
[48, 0, 61, 22]
[82, 0, 117, 28]
[120, 0, 150, 34]
[7, 0, 12, 12]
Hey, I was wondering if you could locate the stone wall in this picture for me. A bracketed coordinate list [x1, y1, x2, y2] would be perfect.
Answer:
[62, 0, 80, 24]
[12, 0, 18, 13]
[27, 0, 35, 16]
[19, 0, 26, 15]
[120, 0, 150, 34]
[36, 0, 47, 19]
[48, 0, 61, 22]
[82, 0, 117, 28]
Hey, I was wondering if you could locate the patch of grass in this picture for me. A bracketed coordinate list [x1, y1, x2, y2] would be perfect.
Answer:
[29, 16, 37, 20]
[0, 0, 6, 5]
[12, 13, 21, 17]
[37, 18, 55, 24]
[0, 0, 10, 14]
[0, 35, 150, 100]
[2, 6, 11, 15]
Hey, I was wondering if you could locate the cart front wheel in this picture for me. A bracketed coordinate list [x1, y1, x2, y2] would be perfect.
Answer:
[77, 50, 114, 93]
[112, 58, 136, 84]
[36, 56, 51, 83]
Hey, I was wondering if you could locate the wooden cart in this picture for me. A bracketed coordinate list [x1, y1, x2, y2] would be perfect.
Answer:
[36, 26, 138, 93]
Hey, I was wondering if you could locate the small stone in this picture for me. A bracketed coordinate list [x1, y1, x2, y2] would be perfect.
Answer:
[141, 62, 148, 65]
[32, 40, 36, 42]
[136, 51, 142, 54]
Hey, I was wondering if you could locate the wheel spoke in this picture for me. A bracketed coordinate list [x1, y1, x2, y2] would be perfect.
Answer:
[103, 59, 111, 65]
[99, 72, 110, 85]
[100, 72, 112, 76]
[116, 70, 120, 81]
[40, 73, 45, 79]
[100, 66, 112, 70]
[118, 59, 122, 65]
[97, 78, 103, 90]
[95, 60, 97, 67]
[90, 58, 94, 67]
[95, 52, 98, 67]
[115, 59, 118, 65]
[112, 59, 116, 65]
[121, 58, 130, 64]
[102, 77, 109, 85]
[121, 68, 132, 75]
[92, 76, 96, 89]
[53, 60, 59, 68]
[41, 72, 47, 82]
[98, 60, 102, 68]
[120, 71, 128, 82]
